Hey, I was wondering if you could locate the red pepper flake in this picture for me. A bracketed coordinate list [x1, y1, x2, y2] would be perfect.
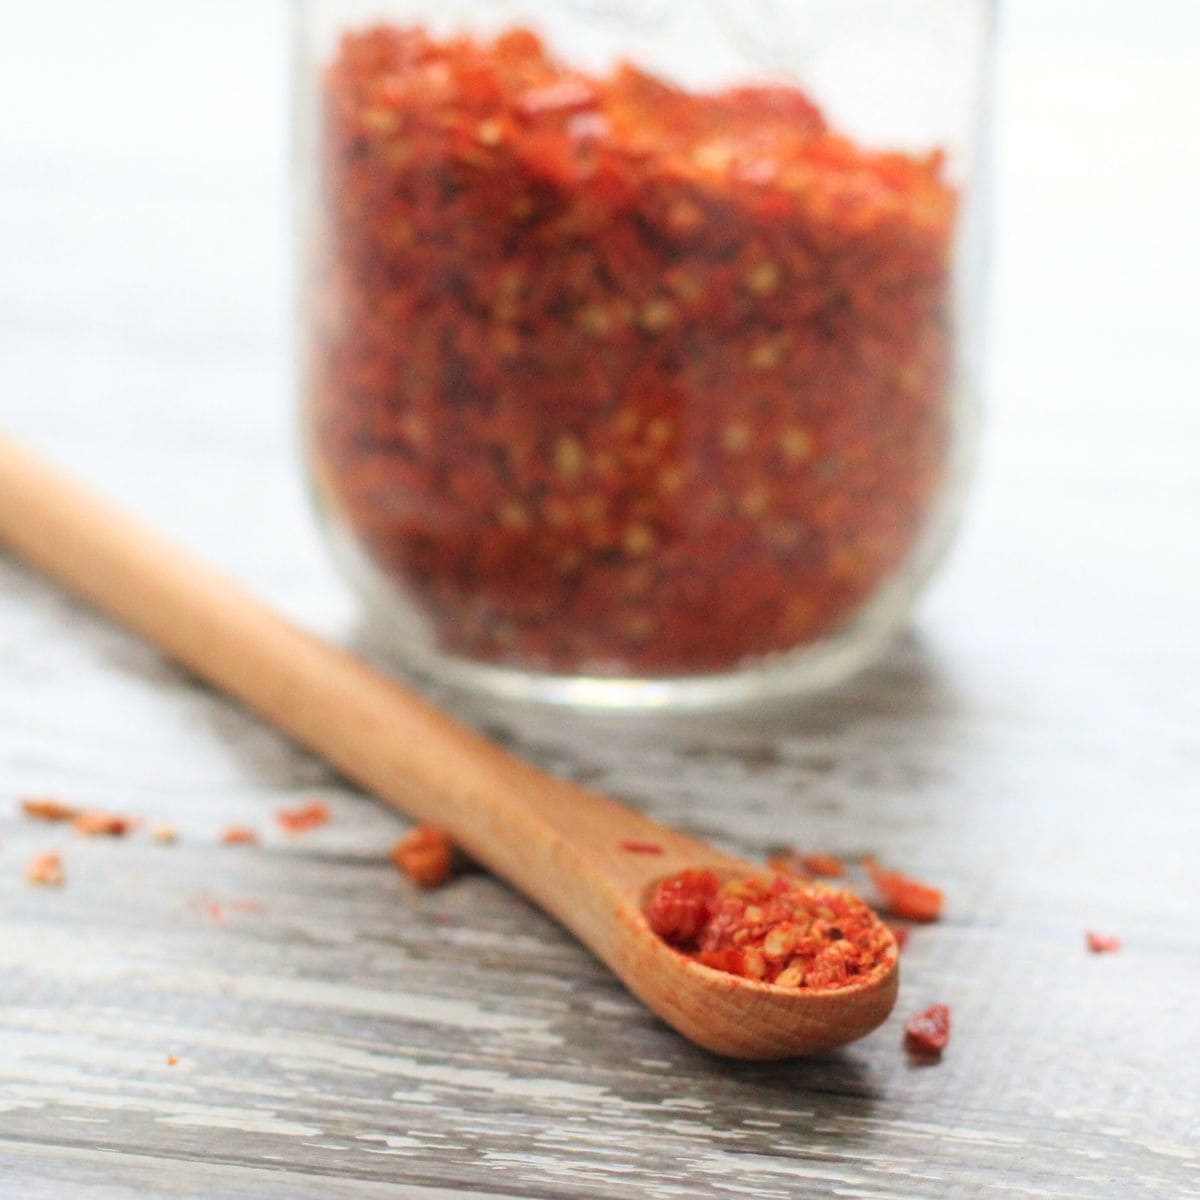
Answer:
[645, 870, 894, 990]
[275, 800, 330, 834]
[72, 811, 135, 837]
[220, 826, 259, 846]
[904, 1003, 951, 1056]
[800, 853, 846, 878]
[151, 823, 178, 844]
[619, 839, 665, 855]
[645, 868, 721, 945]
[309, 27, 956, 678]
[166, 1055, 179, 1066]
[392, 826, 456, 889]
[770, 849, 845, 878]
[1086, 931, 1122, 954]
[25, 852, 65, 887]
[19, 797, 79, 823]
[867, 861, 943, 922]
[766, 853, 812, 881]
[517, 77, 597, 117]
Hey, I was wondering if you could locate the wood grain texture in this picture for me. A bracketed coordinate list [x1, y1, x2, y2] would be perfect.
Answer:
[1, 2, 1198, 1196]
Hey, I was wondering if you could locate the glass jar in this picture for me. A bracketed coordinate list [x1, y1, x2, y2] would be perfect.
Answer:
[294, 0, 993, 707]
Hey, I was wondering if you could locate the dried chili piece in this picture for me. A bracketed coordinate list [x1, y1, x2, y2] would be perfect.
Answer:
[25, 852, 65, 886]
[221, 826, 259, 846]
[1086, 931, 1122, 954]
[694, 947, 747, 976]
[904, 1003, 951, 1056]
[309, 26, 956, 678]
[276, 800, 331, 833]
[770, 849, 845, 878]
[73, 811, 135, 837]
[19, 797, 78, 823]
[766, 854, 812, 880]
[800, 853, 846, 878]
[619, 839, 665, 855]
[867, 861, 943, 922]
[645, 870, 894, 990]
[644, 868, 720, 945]
[392, 826, 456, 888]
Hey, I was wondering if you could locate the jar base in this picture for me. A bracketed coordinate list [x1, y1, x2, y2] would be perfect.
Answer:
[371, 615, 908, 711]
[316, 470, 966, 710]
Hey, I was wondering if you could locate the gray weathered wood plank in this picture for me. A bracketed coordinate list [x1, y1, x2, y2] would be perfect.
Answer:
[1, 2, 1198, 1196]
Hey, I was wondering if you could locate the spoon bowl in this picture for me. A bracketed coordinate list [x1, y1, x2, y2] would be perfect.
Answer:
[612, 890, 899, 1058]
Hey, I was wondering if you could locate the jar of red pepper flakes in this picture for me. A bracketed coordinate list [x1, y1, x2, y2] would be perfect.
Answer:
[295, 0, 994, 706]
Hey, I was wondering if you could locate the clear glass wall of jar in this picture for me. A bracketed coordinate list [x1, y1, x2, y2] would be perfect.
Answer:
[294, 0, 994, 707]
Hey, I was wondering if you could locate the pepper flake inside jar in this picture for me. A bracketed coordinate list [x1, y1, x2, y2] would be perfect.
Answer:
[311, 26, 956, 677]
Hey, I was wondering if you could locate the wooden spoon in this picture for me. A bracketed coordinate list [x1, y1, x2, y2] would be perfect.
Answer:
[0, 434, 897, 1058]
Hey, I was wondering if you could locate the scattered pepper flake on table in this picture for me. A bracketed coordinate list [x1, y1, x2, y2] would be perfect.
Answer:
[25, 851, 65, 886]
[151, 823, 178, 844]
[310, 25, 956, 676]
[220, 826, 259, 846]
[904, 1003, 951, 1057]
[166, 1055, 179, 1067]
[645, 870, 895, 989]
[867, 860, 943, 922]
[770, 849, 845, 878]
[392, 826, 456, 888]
[275, 800, 331, 834]
[72, 810, 135, 837]
[1086, 931, 1122, 954]
[19, 796, 78, 823]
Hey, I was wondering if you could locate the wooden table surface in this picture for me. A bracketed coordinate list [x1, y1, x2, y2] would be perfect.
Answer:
[1, 3, 1197, 1197]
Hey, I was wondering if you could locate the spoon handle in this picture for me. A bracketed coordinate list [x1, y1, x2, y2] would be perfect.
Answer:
[0, 434, 725, 930]
[0, 434, 903, 1060]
